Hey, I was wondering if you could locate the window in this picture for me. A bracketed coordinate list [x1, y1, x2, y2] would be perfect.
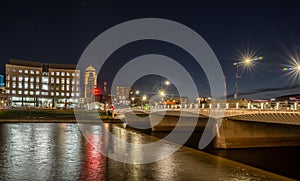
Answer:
[12, 76, 16, 81]
[36, 77, 39, 82]
[7, 75, 10, 80]
[51, 92, 54, 96]
[24, 91, 28, 95]
[30, 70, 34, 74]
[36, 71, 40, 74]
[13, 69, 16, 72]
[18, 90, 22, 94]
[66, 78, 70, 84]
[24, 76, 28, 82]
[18, 82, 22, 89]
[24, 70, 28, 74]
[12, 82, 16, 88]
[7, 82, 10, 88]
[30, 83, 34, 89]
[30, 91, 34, 95]
[24, 83, 28, 89]
[36, 91, 40, 95]
[42, 77, 49, 83]
[67, 72, 70, 76]
[56, 78, 60, 84]
[12, 90, 16, 94]
[36, 85, 40, 89]
[66, 93, 69, 96]
[30, 77, 34, 82]
[51, 77, 54, 84]
[66, 85, 70, 91]
[56, 92, 59, 96]
[71, 93, 74, 96]
[61, 72, 65, 76]
[72, 73, 75, 76]
[51, 72, 54, 76]
[19, 70, 22, 73]
[6, 90, 10, 94]
[61, 85, 65, 91]
[76, 93, 80, 97]
[56, 72, 60, 76]
[61, 78, 65, 84]
[42, 84, 48, 90]
[18, 76, 23, 82]
[61, 92, 65, 96]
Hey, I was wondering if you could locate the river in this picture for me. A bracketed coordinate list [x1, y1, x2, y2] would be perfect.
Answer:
[0, 123, 293, 180]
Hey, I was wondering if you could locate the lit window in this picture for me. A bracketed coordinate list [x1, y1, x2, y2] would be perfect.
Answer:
[71, 79, 75, 84]
[19, 70, 22, 73]
[13, 69, 16, 72]
[30, 91, 34, 95]
[24, 70, 28, 74]
[36, 91, 40, 95]
[42, 84, 48, 90]
[71, 93, 74, 96]
[30, 83, 34, 89]
[30, 77, 34, 82]
[12, 90, 16, 94]
[61, 78, 65, 84]
[66, 93, 69, 96]
[56, 92, 59, 96]
[66, 85, 70, 91]
[51, 77, 54, 84]
[36, 71, 40, 74]
[12, 82, 16, 88]
[56, 72, 60, 76]
[67, 72, 70, 76]
[42, 77, 49, 83]
[18, 82, 22, 89]
[56, 78, 60, 84]
[61, 72, 65, 76]
[7, 75, 10, 80]
[61, 92, 65, 96]
[18, 90, 22, 94]
[24, 91, 28, 95]
[36, 77, 39, 82]
[76, 93, 80, 97]
[24, 76, 28, 82]
[24, 83, 28, 89]
[51, 72, 54, 76]
[76, 73, 80, 77]
[36, 85, 40, 89]
[51, 92, 54, 96]
[12, 76, 16, 81]
[7, 82, 10, 88]
[72, 73, 75, 76]
[30, 70, 34, 74]
[66, 78, 70, 84]
[18, 76, 23, 81]
[76, 87, 79, 91]
[6, 90, 10, 94]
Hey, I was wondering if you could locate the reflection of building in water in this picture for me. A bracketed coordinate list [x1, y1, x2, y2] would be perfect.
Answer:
[84, 65, 97, 103]
[5, 59, 80, 108]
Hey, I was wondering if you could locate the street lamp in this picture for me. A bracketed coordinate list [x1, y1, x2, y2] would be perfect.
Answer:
[233, 56, 263, 99]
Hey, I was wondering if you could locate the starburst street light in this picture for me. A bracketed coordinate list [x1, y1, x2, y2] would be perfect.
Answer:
[233, 56, 263, 99]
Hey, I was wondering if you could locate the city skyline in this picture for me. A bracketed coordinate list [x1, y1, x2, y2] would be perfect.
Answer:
[0, 1, 300, 99]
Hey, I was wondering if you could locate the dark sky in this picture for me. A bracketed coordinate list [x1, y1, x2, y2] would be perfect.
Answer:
[1, 1, 300, 99]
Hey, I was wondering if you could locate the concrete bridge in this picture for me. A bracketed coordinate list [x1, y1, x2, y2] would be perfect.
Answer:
[117, 108, 300, 149]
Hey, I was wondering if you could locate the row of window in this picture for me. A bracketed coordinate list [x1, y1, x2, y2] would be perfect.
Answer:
[6, 82, 80, 91]
[7, 76, 80, 84]
[7, 90, 80, 97]
[7, 68, 79, 77]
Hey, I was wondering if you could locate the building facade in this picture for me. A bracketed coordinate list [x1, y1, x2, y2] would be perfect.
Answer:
[115, 86, 132, 106]
[84, 65, 97, 103]
[6, 59, 80, 108]
[0, 75, 4, 87]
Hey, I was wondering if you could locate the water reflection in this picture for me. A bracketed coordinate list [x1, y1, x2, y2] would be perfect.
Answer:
[0, 123, 291, 181]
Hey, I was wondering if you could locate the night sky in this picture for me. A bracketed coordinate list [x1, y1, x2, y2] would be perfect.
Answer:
[1, 1, 300, 99]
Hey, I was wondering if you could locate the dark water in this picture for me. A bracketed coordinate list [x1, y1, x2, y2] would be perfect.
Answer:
[0, 123, 293, 180]
[151, 131, 300, 180]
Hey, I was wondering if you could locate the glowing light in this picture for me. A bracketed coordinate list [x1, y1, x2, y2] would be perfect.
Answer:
[159, 91, 165, 97]
[142, 95, 147, 101]
[165, 80, 170, 85]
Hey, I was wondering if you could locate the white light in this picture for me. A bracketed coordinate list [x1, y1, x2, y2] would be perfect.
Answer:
[165, 80, 170, 85]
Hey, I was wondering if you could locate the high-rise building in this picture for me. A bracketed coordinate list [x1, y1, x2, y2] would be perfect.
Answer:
[84, 65, 97, 103]
[115, 86, 132, 105]
[6, 59, 80, 108]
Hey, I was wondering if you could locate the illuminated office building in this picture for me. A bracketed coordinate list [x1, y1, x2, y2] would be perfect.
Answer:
[84, 65, 97, 103]
[5, 59, 80, 108]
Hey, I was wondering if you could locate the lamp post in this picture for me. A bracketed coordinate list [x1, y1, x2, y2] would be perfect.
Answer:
[233, 56, 263, 99]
